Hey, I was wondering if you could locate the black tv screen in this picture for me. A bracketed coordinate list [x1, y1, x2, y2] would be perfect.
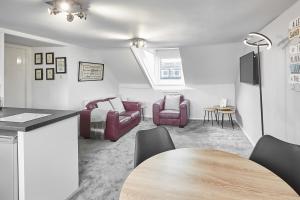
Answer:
[240, 52, 258, 85]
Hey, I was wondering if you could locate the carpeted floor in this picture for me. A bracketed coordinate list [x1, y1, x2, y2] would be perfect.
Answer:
[71, 119, 253, 200]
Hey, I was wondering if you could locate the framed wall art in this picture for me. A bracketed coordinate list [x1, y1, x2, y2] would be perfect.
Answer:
[46, 68, 55, 80]
[46, 52, 54, 64]
[35, 68, 43, 80]
[34, 53, 43, 65]
[56, 57, 67, 74]
[78, 62, 104, 82]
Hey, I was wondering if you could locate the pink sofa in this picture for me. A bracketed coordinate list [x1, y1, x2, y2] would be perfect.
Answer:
[153, 95, 190, 128]
[80, 98, 141, 141]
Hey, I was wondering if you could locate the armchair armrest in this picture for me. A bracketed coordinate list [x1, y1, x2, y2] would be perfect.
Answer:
[179, 99, 190, 126]
[153, 99, 164, 125]
[105, 111, 120, 141]
[80, 109, 92, 138]
[122, 101, 141, 112]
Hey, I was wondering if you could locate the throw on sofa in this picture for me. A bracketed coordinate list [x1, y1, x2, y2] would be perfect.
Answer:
[80, 98, 141, 141]
[153, 95, 190, 128]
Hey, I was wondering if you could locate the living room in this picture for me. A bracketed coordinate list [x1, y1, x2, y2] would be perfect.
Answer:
[0, 1, 300, 200]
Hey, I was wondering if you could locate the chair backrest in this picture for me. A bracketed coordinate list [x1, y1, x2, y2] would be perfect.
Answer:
[134, 127, 175, 168]
[164, 94, 184, 104]
[250, 135, 300, 195]
[85, 97, 115, 110]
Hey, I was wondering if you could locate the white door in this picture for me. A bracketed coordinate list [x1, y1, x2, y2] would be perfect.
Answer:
[4, 45, 27, 108]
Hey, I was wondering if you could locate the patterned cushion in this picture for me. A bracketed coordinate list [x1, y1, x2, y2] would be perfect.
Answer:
[96, 101, 113, 111]
[109, 98, 126, 114]
[164, 95, 181, 111]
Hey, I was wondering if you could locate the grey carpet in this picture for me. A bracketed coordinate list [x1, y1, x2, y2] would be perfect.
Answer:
[71, 119, 253, 200]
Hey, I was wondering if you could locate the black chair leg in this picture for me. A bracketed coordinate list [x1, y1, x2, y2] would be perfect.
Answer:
[229, 114, 234, 129]
[203, 110, 206, 125]
[208, 111, 210, 122]
[221, 113, 224, 128]
[214, 111, 218, 125]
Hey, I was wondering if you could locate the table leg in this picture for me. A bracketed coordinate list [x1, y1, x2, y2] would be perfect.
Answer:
[221, 113, 224, 128]
[211, 112, 213, 126]
[214, 111, 218, 125]
[208, 111, 210, 122]
[203, 110, 206, 125]
[229, 114, 234, 129]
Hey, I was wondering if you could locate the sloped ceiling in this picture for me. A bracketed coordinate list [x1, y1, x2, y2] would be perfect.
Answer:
[180, 43, 242, 85]
[0, 0, 297, 48]
[97, 48, 148, 84]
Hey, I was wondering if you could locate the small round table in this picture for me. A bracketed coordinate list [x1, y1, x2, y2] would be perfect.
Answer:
[203, 107, 218, 125]
[120, 149, 298, 200]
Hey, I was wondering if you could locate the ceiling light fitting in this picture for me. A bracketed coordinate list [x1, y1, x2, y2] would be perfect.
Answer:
[243, 32, 272, 50]
[46, 0, 87, 22]
[131, 38, 147, 48]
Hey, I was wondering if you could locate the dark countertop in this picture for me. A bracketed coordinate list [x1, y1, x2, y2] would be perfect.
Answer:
[0, 107, 79, 132]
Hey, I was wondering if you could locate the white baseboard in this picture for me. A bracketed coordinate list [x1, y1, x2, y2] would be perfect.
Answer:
[235, 120, 255, 146]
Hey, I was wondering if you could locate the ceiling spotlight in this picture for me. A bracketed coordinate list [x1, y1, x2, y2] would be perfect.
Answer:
[46, 0, 88, 22]
[66, 13, 74, 22]
[76, 11, 87, 20]
[131, 38, 147, 48]
[60, 1, 70, 11]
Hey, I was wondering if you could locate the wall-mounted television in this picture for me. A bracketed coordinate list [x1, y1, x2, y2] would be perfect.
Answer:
[240, 51, 258, 85]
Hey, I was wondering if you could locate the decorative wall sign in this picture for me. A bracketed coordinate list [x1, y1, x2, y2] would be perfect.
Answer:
[35, 68, 43, 80]
[78, 62, 104, 82]
[55, 57, 67, 74]
[46, 68, 55, 80]
[288, 17, 300, 91]
[46, 52, 54, 64]
[34, 53, 43, 65]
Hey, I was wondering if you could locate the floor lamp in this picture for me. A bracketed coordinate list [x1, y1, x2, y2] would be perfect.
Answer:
[243, 32, 272, 136]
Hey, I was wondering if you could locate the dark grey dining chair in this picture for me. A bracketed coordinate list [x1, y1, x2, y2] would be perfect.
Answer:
[250, 135, 300, 195]
[134, 126, 175, 168]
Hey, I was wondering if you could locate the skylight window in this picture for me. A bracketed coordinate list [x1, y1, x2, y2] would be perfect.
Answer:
[160, 58, 182, 80]
[131, 47, 185, 90]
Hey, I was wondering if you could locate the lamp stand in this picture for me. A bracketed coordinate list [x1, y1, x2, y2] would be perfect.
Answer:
[257, 45, 264, 136]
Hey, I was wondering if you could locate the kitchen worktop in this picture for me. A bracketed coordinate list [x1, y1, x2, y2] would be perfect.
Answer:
[0, 107, 79, 132]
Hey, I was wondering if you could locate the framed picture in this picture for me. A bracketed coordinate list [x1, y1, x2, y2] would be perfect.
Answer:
[35, 68, 43, 80]
[34, 53, 43, 65]
[78, 62, 104, 82]
[46, 68, 55, 80]
[56, 57, 67, 74]
[46, 52, 54, 64]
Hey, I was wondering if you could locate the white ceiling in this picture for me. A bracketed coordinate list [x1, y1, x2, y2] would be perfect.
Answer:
[0, 0, 297, 48]
[5, 34, 64, 47]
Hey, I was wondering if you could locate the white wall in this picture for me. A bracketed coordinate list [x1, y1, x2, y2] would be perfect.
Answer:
[119, 83, 235, 119]
[180, 43, 242, 85]
[118, 43, 240, 119]
[0, 31, 4, 99]
[235, 1, 300, 145]
[32, 46, 119, 110]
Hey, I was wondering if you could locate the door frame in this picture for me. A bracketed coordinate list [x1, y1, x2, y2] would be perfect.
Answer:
[4, 43, 32, 108]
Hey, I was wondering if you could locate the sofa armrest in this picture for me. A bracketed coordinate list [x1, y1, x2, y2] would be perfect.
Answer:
[179, 99, 190, 126]
[153, 99, 164, 125]
[123, 101, 141, 112]
[80, 109, 92, 138]
[105, 111, 120, 141]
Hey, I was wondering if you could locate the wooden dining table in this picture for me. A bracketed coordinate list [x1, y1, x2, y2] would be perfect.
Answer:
[120, 148, 299, 200]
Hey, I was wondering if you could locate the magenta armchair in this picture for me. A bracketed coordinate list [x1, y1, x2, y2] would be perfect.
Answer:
[80, 98, 141, 141]
[153, 95, 190, 128]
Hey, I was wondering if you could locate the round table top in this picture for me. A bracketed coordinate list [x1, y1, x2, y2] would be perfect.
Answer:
[203, 107, 217, 112]
[120, 149, 298, 200]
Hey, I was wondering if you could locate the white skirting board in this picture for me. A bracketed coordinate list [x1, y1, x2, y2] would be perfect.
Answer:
[18, 116, 79, 200]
